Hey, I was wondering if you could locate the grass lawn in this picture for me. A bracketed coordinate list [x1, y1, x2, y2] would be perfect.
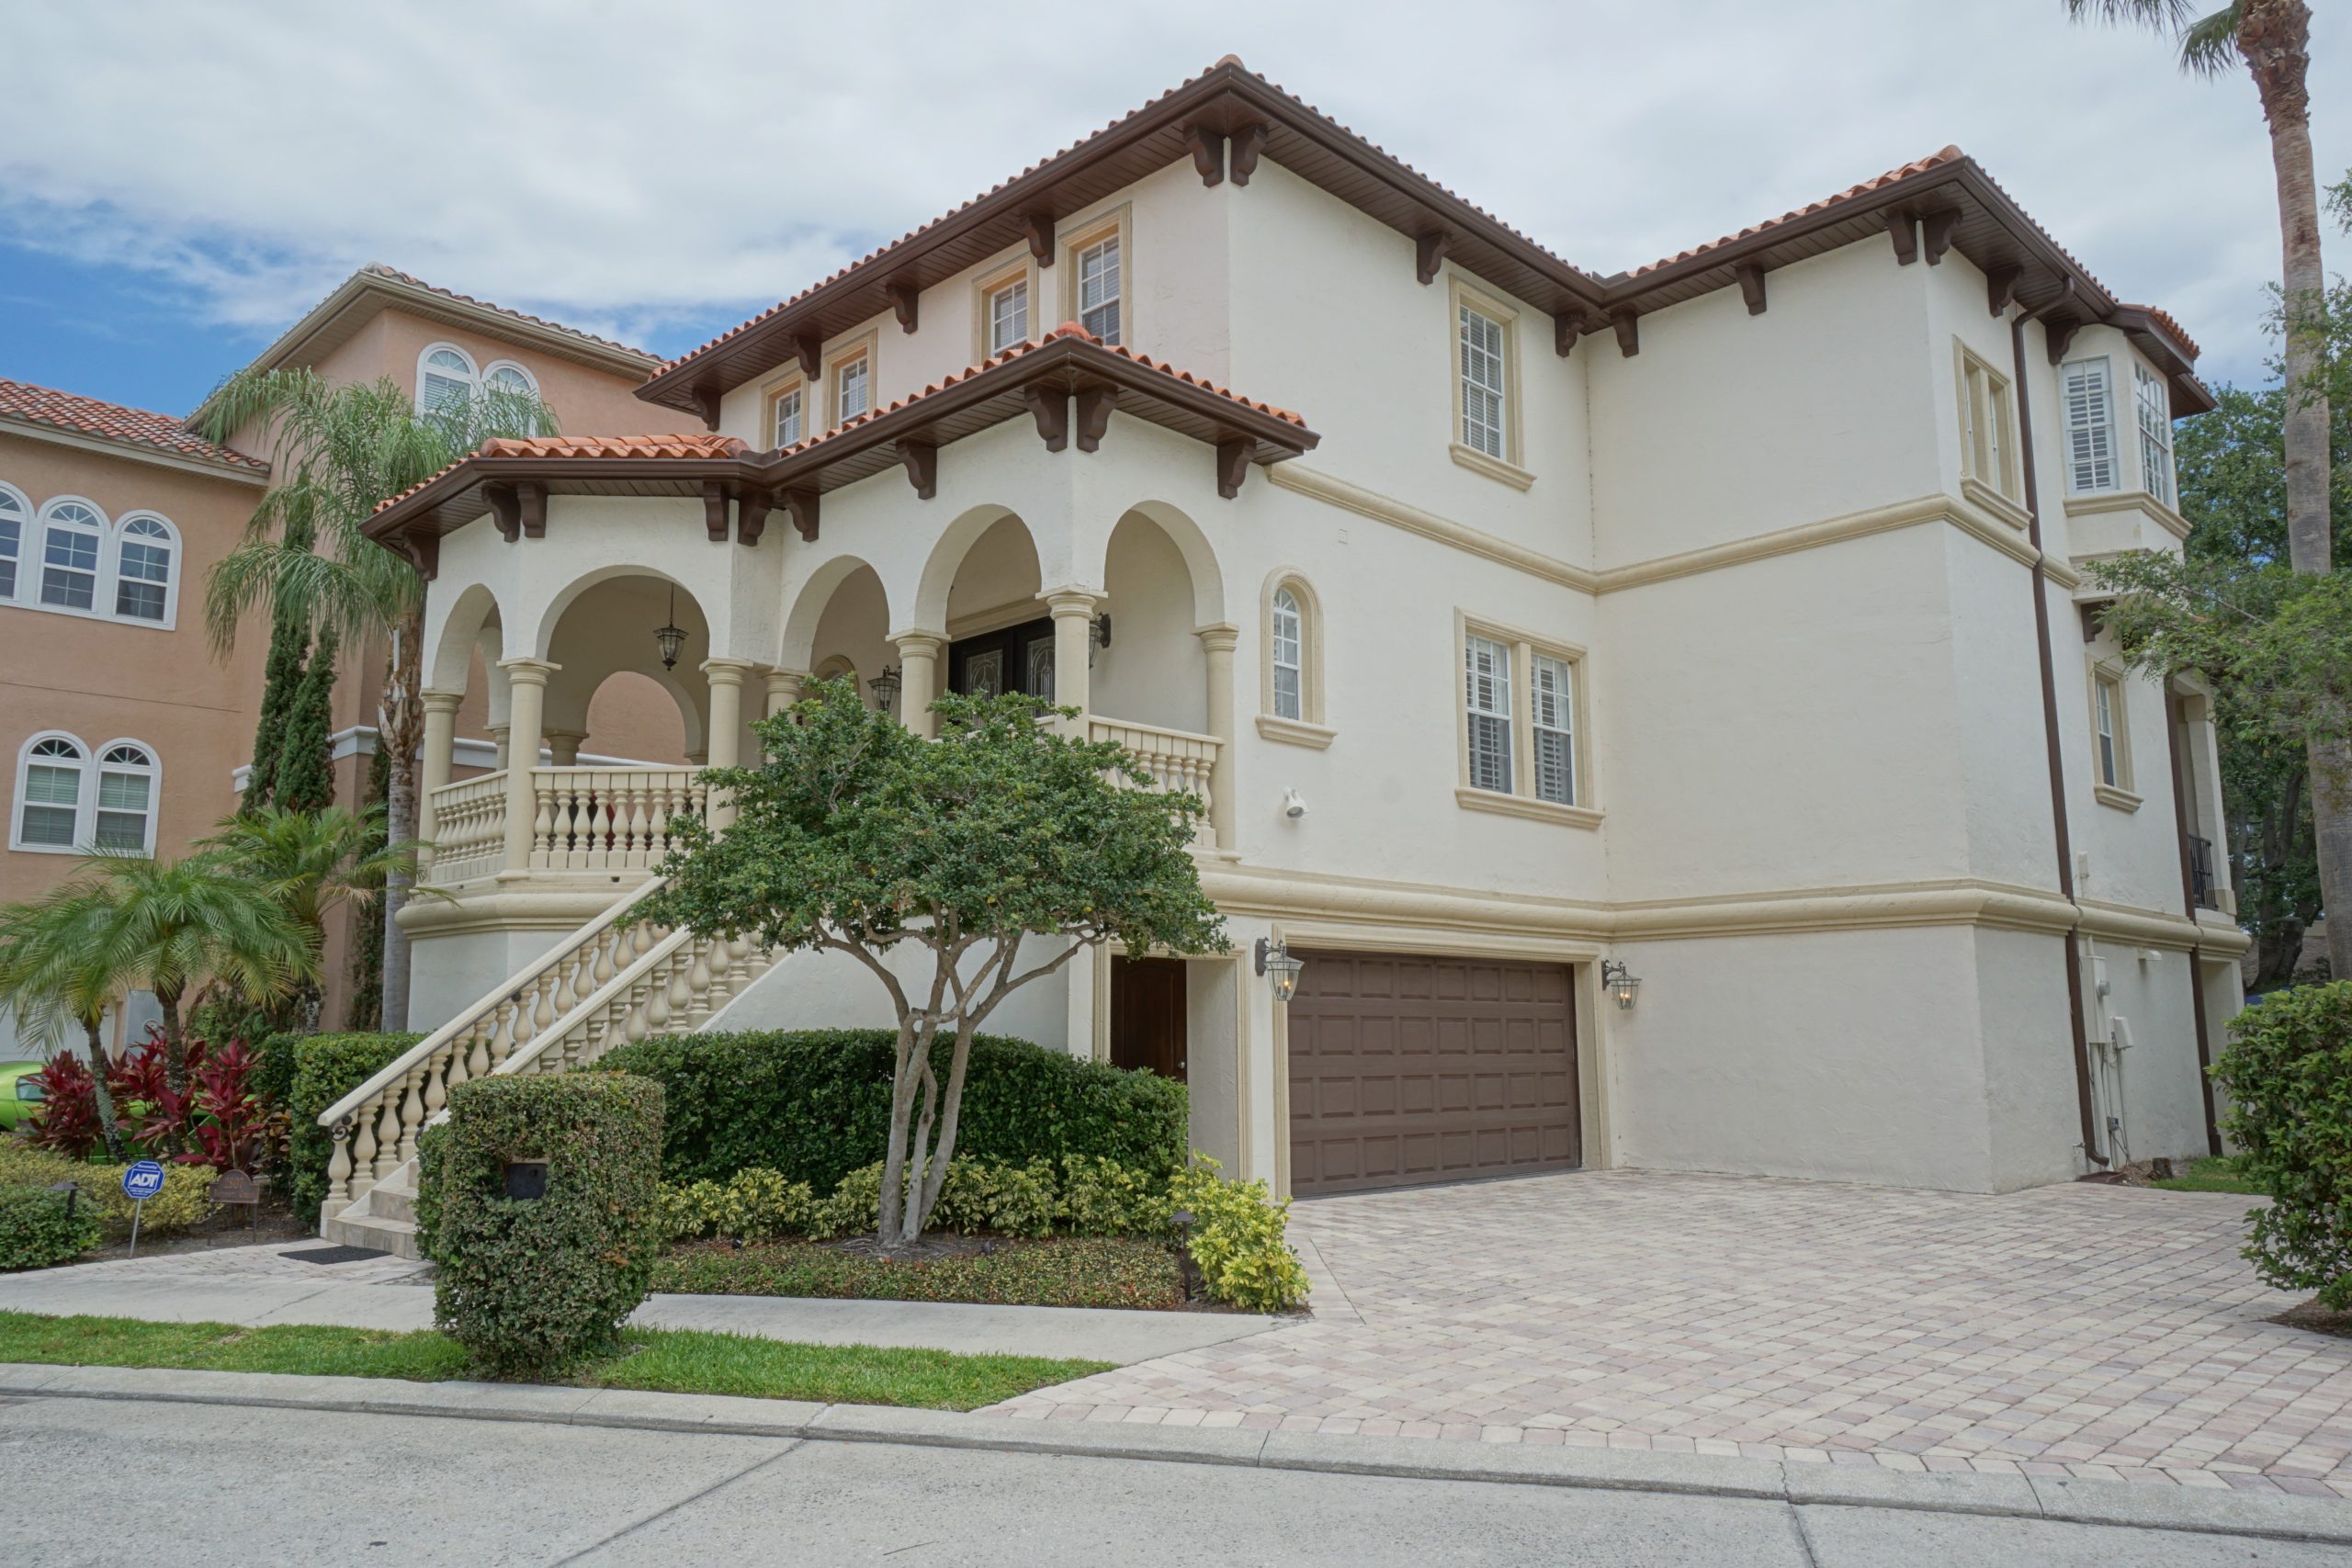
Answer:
[652, 1235, 1186, 1310]
[0, 1310, 1109, 1411]
[2150, 1156, 2265, 1196]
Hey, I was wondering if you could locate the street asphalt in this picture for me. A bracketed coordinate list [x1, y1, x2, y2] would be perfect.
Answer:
[1, 1384, 2345, 1567]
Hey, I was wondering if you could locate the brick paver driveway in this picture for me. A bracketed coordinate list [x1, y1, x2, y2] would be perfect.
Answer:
[988, 1169, 2352, 1496]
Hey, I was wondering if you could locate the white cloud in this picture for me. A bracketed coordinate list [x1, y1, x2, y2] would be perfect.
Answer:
[6, 0, 2341, 384]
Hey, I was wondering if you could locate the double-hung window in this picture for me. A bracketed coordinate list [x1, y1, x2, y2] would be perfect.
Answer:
[1531, 652, 1577, 807]
[1956, 346, 2018, 502]
[1077, 236, 1121, 344]
[115, 517, 173, 622]
[419, 345, 477, 415]
[1464, 634, 1514, 795]
[1271, 588, 1305, 721]
[2134, 363, 2174, 504]
[835, 354, 870, 423]
[39, 500, 102, 610]
[93, 744, 156, 851]
[1459, 304, 1508, 460]
[16, 737, 85, 848]
[0, 486, 22, 600]
[1458, 622, 1592, 822]
[2060, 357, 2118, 494]
[2089, 662, 2136, 807]
[769, 382, 805, 447]
[988, 277, 1029, 355]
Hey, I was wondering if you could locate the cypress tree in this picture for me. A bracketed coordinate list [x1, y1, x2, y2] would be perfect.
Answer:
[244, 608, 309, 813]
[274, 626, 339, 814]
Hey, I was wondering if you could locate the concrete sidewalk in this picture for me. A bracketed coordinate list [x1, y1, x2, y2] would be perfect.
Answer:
[3, 1363, 2349, 1557]
[0, 1244, 1279, 1364]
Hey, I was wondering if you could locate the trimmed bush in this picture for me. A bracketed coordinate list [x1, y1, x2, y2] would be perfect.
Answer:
[1170, 1158, 1309, 1313]
[0, 1185, 103, 1270]
[280, 1032, 420, 1223]
[2211, 981, 2352, 1309]
[0, 1143, 217, 1238]
[594, 1029, 1187, 1190]
[422, 1073, 664, 1376]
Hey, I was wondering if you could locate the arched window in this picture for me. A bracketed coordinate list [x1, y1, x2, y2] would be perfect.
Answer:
[418, 344, 479, 415]
[1258, 572, 1330, 744]
[482, 361, 537, 398]
[14, 734, 87, 850]
[39, 499, 105, 611]
[0, 483, 27, 602]
[92, 742, 159, 852]
[113, 514, 175, 624]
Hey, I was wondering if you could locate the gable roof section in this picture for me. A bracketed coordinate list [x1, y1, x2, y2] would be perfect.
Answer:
[640, 59, 2211, 422]
[0, 377, 269, 480]
[367, 324, 1315, 555]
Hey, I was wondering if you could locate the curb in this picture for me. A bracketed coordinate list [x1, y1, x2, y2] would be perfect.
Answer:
[4, 1363, 2348, 1547]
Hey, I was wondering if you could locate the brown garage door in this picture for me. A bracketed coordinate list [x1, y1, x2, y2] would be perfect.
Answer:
[1288, 950, 1578, 1196]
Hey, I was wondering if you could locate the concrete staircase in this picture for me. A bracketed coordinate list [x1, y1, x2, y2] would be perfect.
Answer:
[315, 879, 775, 1259]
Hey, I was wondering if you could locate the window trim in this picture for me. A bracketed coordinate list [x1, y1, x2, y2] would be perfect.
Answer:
[416, 342, 481, 415]
[2059, 355, 2119, 496]
[10, 731, 158, 856]
[2088, 660, 2141, 811]
[110, 511, 180, 630]
[1256, 570, 1334, 748]
[762, 373, 808, 450]
[1452, 612, 1599, 828]
[972, 254, 1038, 362]
[1447, 275, 1532, 489]
[2133, 361, 2176, 505]
[90, 739, 160, 855]
[823, 330, 879, 428]
[0, 479, 29, 604]
[1953, 340, 2022, 515]
[34, 495, 108, 617]
[1058, 203, 1132, 347]
[480, 359, 540, 400]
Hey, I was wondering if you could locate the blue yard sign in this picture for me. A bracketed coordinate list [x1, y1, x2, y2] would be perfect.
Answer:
[121, 1159, 167, 1256]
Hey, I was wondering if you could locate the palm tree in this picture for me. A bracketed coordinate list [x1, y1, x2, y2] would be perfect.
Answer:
[195, 372, 551, 1030]
[0, 888, 132, 1158]
[2068, 1, 2346, 980]
[200, 806, 423, 1032]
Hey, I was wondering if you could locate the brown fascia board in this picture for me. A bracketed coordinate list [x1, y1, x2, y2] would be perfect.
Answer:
[2107, 306, 2218, 418]
[636, 62, 1610, 415]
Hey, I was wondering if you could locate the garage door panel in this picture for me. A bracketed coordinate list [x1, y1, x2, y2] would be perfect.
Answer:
[1289, 950, 1579, 1197]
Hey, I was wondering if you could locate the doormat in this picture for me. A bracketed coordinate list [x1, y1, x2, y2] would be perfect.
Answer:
[278, 1245, 388, 1265]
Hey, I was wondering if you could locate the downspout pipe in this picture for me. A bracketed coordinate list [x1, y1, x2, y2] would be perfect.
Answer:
[2164, 688, 2224, 1156]
[2007, 283, 2108, 1168]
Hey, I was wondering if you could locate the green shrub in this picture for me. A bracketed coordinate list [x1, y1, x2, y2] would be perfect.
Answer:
[284, 1032, 420, 1223]
[662, 1168, 817, 1244]
[805, 1161, 885, 1240]
[0, 1144, 216, 1238]
[423, 1073, 664, 1376]
[1170, 1157, 1309, 1313]
[933, 1158, 1057, 1238]
[652, 1235, 1183, 1309]
[1057, 1155, 1176, 1237]
[2211, 982, 2352, 1308]
[593, 1030, 1187, 1190]
[0, 1185, 103, 1269]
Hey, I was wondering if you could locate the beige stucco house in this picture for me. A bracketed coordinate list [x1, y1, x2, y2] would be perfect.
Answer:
[0, 267, 698, 1053]
[321, 59, 2245, 1253]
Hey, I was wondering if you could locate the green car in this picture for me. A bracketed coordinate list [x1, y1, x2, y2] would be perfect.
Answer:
[0, 1061, 47, 1131]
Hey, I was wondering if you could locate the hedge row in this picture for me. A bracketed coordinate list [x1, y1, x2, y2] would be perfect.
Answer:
[260, 1031, 421, 1223]
[592, 1030, 1188, 1190]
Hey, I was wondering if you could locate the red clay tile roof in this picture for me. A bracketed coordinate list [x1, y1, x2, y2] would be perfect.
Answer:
[1627, 147, 1968, 277]
[2120, 303, 2203, 363]
[362, 266, 662, 364]
[475, 433, 750, 460]
[0, 377, 267, 474]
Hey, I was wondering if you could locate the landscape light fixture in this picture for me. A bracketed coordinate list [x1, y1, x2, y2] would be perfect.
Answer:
[652, 584, 685, 671]
[1254, 937, 1305, 1003]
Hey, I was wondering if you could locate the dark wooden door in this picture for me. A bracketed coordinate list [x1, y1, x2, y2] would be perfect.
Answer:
[947, 615, 1057, 701]
[1110, 954, 1188, 1082]
[1287, 950, 1577, 1196]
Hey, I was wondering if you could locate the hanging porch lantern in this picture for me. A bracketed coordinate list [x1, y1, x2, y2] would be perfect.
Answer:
[652, 584, 686, 671]
[868, 664, 902, 715]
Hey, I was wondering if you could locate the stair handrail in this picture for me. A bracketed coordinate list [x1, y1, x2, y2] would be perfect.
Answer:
[492, 923, 702, 1080]
[315, 875, 671, 1128]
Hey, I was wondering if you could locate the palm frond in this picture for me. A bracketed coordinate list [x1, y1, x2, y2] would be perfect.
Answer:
[2179, 4, 2245, 78]
[2062, 0, 2198, 27]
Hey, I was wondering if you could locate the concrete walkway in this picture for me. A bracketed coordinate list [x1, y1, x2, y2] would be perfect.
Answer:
[4, 1365, 2351, 1562]
[0, 1243, 1278, 1365]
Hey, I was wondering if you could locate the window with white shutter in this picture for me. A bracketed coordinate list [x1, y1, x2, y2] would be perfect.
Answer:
[1272, 587, 1304, 721]
[2061, 357, 2117, 494]
[0, 484, 23, 602]
[15, 735, 86, 849]
[1464, 634, 1513, 794]
[418, 345, 477, 415]
[1532, 653, 1576, 807]
[1459, 305, 1508, 459]
[2135, 363, 2174, 504]
[1078, 236, 1121, 344]
[769, 383, 804, 447]
[989, 278, 1029, 355]
[836, 354, 870, 423]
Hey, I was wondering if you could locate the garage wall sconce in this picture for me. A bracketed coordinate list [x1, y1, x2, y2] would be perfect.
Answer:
[1601, 960, 1641, 1010]
[1254, 937, 1306, 1003]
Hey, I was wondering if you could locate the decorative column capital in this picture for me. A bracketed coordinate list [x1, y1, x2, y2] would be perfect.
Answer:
[700, 657, 759, 686]
[421, 688, 466, 716]
[1194, 622, 1240, 655]
[497, 657, 561, 688]
[889, 629, 948, 659]
[1042, 587, 1104, 620]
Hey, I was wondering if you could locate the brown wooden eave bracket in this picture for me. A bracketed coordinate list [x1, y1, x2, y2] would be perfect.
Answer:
[1553, 308, 1589, 357]
[399, 531, 439, 581]
[1415, 231, 1451, 287]
[484, 481, 546, 543]
[795, 333, 823, 379]
[1886, 209, 1919, 265]
[1023, 214, 1056, 267]
[1611, 308, 1639, 358]
[887, 280, 920, 334]
[1736, 263, 1768, 316]
[703, 482, 731, 542]
[737, 488, 771, 547]
[1075, 386, 1115, 453]
[1227, 125, 1265, 186]
[692, 385, 722, 432]
[1920, 209, 1960, 266]
[1024, 387, 1070, 452]
[896, 439, 938, 500]
[2045, 316, 2084, 365]
[1986, 265, 2023, 317]
[1187, 126, 1227, 186]
[784, 488, 819, 542]
[1216, 439, 1251, 500]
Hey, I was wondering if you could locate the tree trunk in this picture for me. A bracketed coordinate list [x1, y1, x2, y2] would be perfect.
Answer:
[155, 986, 188, 1156]
[2243, 3, 2347, 982]
[377, 611, 424, 1032]
[84, 1016, 126, 1161]
[878, 1022, 922, 1245]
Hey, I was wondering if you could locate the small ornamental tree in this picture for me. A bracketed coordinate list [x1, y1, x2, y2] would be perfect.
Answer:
[646, 680, 1227, 1248]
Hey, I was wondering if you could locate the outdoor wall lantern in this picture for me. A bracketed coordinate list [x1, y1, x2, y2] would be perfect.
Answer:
[1601, 959, 1641, 1011]
[652, 584, 686, 671]
[1090, 612, 1113, 668]
[1254, 937, 1306, 1003]
[868, 664, 902, 716]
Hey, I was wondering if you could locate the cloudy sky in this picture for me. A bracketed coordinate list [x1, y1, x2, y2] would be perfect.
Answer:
[5, 0, 2344, 415]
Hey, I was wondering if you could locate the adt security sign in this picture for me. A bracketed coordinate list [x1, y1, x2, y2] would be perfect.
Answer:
[121, 1159, 167, 1256]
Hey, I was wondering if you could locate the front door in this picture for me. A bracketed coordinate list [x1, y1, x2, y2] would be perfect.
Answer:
[1110, 954, 1188, 1082]
[947, 615, 1057, 701]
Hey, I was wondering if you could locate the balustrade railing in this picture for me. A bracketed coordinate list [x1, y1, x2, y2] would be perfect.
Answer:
[530, 766, 711, 872]
[1089, 716, 1220, 846]
[424, 771, 506, 883]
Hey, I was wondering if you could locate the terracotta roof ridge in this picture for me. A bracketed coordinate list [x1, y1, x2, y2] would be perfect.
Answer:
[359, 265, 662, 363]
[0, 376, 268, 473]
[1618, 145, 1971, 279]
[369, 431, 751, 515]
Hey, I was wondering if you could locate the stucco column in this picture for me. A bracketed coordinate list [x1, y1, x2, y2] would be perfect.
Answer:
[1195, 623, 1239, 852]
[1046, 589, 1102, 735]
[544, 729, 585, 768]
[489, 725, 511, 773]
[764, 668, 808, 721]
[893, 632, 945, 739]
[701, 659, 756, 829]
[497, 659, 558, 875]
[416, 689, 463, 869]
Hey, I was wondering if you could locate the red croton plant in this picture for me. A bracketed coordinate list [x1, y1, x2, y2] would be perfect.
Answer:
[26, 1032, 279, 1170]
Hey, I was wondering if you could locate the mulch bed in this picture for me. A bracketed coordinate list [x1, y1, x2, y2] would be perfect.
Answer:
[2273, 1302, 2352, 1341]
[72, 1186, 313, 1266]
[650, 1234, 1194, 1311]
